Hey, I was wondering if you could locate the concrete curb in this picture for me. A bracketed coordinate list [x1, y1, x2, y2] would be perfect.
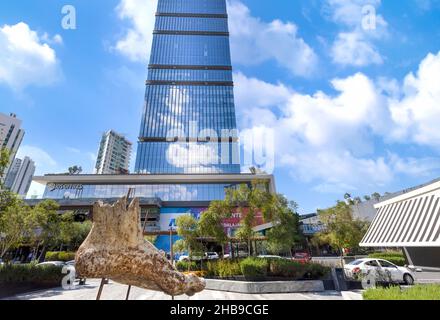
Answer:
[205, 279, 325, 294]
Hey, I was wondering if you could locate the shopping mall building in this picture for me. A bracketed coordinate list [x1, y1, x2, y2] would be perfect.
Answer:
[28, 173, 275, 252]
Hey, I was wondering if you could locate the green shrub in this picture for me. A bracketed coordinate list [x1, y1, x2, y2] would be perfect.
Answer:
[207, 260, 241, 278]
[0, 264, 63, 284]
[240, 258, 268, 278]
[363, 285, 440, 300]
[268, 259, 330, 279]
[45, 251, 76, 262]
[269, 259, 305, 279]
[303, 263, 330, 279]
[176, 261, 197, 272]
[368, 252, 406, 266]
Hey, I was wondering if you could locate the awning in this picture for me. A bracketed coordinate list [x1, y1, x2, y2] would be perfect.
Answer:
[360, 181, 440, 248]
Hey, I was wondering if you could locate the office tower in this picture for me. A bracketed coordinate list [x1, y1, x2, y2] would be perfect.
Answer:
[0, 112, 25, 181]
[95, 130, 132, 175]
[9, 156, 35, 197]
[4, 158, 22, 189]
[135, 0, 240, 174]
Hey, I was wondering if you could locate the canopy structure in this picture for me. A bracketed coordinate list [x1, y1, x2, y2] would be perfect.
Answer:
[360, 180, 440, 270]
[361, 181, 440, 248]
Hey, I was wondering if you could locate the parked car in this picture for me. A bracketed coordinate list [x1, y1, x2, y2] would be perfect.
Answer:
[36, 261, 66, 267]
[178, 254, 203, 262]
[179, 252, 220, 262]
[205, 252, 220, 260]
[344, 258, 415, 285]
[293, 252, 312, 264]
[258, 255, 284, 260]
[66, 260, 75, 266]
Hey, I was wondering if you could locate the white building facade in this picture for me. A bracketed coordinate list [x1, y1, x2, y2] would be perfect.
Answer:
[8, 156, 35, 197]
[0, 112, 25, 181]
[95, 130, 132, 175]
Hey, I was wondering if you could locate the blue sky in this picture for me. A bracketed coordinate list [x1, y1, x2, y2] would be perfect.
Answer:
[1, 0, 440, 214]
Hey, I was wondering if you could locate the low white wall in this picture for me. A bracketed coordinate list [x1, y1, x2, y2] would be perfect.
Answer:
[205, 279, 325, 294]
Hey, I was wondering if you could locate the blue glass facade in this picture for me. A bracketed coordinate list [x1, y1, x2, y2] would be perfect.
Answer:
[43, 183, 244, 202]
[135, 0, 240, 174]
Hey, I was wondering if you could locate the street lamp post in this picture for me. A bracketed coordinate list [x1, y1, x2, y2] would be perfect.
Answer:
[169, 219, 177, 267]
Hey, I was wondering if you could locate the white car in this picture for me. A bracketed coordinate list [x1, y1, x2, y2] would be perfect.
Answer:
[205, 252, 220, 260]
[344, 258, 415, 285]
[257, 255, 284, 260]
[179, 252, 219, 262]
[37, 261, 66, 267]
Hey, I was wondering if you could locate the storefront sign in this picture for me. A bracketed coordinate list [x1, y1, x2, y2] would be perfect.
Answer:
[47, 183, 84, 192]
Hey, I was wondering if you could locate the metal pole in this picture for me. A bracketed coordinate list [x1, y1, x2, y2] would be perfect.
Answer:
[126, 285, 132, 300]
[96, 278, 106, 300]
[170, 228, 174, 266]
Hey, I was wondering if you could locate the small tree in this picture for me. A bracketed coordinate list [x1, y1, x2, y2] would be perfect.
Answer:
[0, 148, 19, 215]
[68, 166, 82, 175]
[266, 196, 302, 256]
[0, 201, 34, 259]
[0, 148, 10, 183]
[314, 201, 370, 264]
[198, 200, 232, 257]
[371, 192, 381, 201]
[227, 181, 274, 256]
[30, 200, 66, 261]
[175, 214, 203, 261]
[59, 217, 92, 251]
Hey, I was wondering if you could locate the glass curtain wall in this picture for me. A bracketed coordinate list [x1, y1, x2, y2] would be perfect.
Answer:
[135, 0, 240, 174]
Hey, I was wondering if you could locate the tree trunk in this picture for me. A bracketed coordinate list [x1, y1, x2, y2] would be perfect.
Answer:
[38, 245, 47, 263]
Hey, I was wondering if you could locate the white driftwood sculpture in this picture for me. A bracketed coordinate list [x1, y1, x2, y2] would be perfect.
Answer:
[75, 197, 205, 296]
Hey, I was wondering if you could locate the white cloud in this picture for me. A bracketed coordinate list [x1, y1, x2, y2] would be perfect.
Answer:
[331, 32, 383, 66]
[166, 143, 220, 174]
[387, 51, 440, 146]
[227, 0, 318, 77]
[0, 22, 62, 90]
[234, 51, 440, 193]
[16, 145, 58, 176]
[113, 0, 318, 76]
[66, 147, 81, 154]
[113, 0, 158, 62]
[324, 0, 388, 67]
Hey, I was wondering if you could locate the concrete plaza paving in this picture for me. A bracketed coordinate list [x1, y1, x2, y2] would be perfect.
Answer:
[5, 279, 363, 301]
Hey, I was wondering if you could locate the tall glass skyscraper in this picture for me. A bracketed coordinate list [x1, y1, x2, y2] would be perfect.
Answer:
[135, 0, 240, 174]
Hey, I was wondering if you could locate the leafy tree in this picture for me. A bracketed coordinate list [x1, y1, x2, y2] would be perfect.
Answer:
[30, 200, 67, 261]
[0, 148, 10, 184]
[314, 201, 370, 261]
[0, 148, 19, 214]
[67, 166, 82, 175]
[225, 181, 275, 256]
[344, 193, 352, 200]
[265, 196, 302, 256]
[174, 214, 203, 261]
[0, 201, 34, 258]
[209, 180, 301, 257]
[198, 200, 232, 257]
[364, 195, 371, 201]
[59, 218, 92, 251]
[371, 192, 381, 201]
[353, 197, 362, 205]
